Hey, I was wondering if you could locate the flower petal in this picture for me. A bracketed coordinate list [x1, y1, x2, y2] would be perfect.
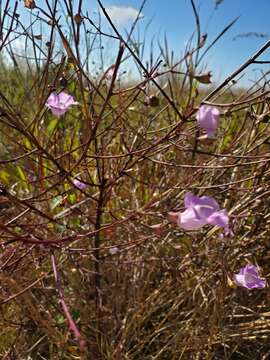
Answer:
[177, 208, 206, 230]
[50, 107, 67, 118]
[73, 179, 87, 190]
[243, 264, 259, 277]
[246, 279, 266, 289]
[59, 92, 78, 106]
[233, 274, 246, 288]
[196, 105, 220, 138]
[184, 192, 200, 208]
[45, 91, 78, 117]
[199, 196, 220, 211]
[46, 92, 58, 106]
[207, 209, 229, 229]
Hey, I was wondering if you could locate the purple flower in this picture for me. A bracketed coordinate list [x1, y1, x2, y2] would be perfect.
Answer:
[73, 179, 87, 190]
[196, 105, 220, 138]
[234, 264, 266, 289]
[176, 192, 231, 233]
[45, 92, 78, 117]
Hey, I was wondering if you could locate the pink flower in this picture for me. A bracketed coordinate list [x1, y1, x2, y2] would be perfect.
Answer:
[174, 192, 232, 234]
[45, 92, 78, 117]
[196, 105, 220, 138]
[234, 264, 266, 289]
[73, 179, 87, 190]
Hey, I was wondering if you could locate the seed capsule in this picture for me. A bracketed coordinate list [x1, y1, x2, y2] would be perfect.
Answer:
[146, 95, 159, 107]
[59, 77, 68, 87]
[74, 13, 83, 25]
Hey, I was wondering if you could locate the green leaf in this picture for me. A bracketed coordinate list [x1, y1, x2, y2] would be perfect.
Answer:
[23, 137, 32, 150]
[68, 192, 77, 205]
[71, 308, 80, 321]
[72, 217, 80, 227]
[0, 170, 10, 184]
[47, 118, 58, 136]
[50, 196, 64, 210]
[55, 314, 66, 325]
[17, 165, 30, 190]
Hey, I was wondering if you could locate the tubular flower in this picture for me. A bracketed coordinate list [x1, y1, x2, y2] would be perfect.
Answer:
[196, 105, 220, 138]
[46, 92, 78, 117]
[234, 264, 266, 289]
[73, 179, 87, 190]
[173, 192, 232, 234]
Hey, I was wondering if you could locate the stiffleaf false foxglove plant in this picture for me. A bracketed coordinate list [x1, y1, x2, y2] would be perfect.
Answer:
[169, 192, 232, 234]
[196, 105, 220, 138]
[46, 92, 78, 117]
[234, 264, 266, 289]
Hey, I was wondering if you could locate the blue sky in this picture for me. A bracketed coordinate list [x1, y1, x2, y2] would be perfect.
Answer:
[94, 0, 270, 85]
[15, 0, 270, 85]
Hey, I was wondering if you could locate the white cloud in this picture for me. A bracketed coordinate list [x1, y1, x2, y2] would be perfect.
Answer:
[104, 5, 143, 25]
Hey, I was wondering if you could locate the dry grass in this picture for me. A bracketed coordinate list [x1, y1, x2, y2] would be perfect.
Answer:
[0, 1, 270, 359]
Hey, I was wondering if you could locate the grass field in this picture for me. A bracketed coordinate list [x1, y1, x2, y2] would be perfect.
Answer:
[1, 1, 270, 359]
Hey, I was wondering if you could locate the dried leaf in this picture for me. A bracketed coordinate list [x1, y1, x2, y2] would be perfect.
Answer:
[194, 71, 212, 84]
[33, 34, 42, 40]
[103, 227, 116, 239]
[24, 0, 36, 9]
[227, 275, 237, 288]
[145, 95, 160, 107]
[199, 33, 207, 48]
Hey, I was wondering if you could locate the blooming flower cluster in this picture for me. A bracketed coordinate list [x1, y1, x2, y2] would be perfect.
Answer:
[45, 91, 78, 118]
[168, 192, 266, 290]
[194, 106, 266, 290]
[44, 91, 266, 291]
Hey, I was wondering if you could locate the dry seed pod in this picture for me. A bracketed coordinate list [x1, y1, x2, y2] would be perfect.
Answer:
[24, 0, 36, 9]
[33, 34, 42, 40]
[59, 77, 68, 87]
[146, 95, 159, 107]
[199, 33, 207, 48]
[261, 114, 270, 123]
[74, 14, 83, 25]
[194, 72, 212, 84]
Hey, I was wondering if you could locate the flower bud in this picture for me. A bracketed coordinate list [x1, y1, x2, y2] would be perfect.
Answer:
[167, 212, 179, 225]
[150, 223, 165, 236]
